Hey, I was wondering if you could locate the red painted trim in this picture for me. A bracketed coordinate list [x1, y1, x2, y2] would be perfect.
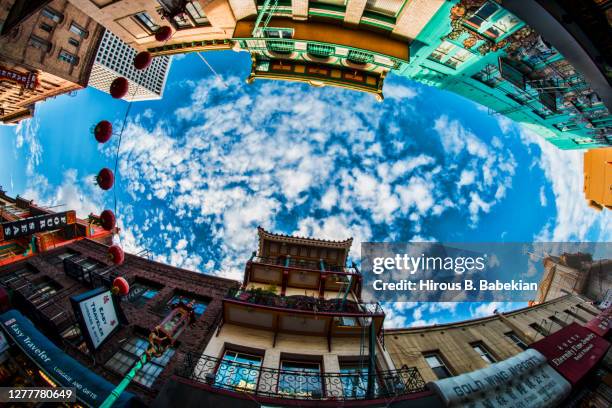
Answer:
[171, 375, 434, 406]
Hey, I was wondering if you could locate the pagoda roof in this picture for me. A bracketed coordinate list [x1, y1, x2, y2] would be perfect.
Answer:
[257, 226, 353, 252]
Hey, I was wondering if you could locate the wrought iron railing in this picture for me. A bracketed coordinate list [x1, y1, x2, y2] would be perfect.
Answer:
[177, 353, 426, 401]
[250, 255, 359, 274]
[225, 288, 384, 316]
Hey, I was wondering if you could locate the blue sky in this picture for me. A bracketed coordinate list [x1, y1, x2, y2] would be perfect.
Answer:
[1, 50, 610, 328]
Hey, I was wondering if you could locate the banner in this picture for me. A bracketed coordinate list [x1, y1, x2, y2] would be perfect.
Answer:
[0, 211, 76, 241]
[531, 322, 610, 385]
[585, 307, 611, 338]
[428, 349, 571, 408]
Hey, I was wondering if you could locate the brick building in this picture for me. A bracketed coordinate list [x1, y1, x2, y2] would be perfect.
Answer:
[0, 238, 238, 405]
[0, 0, 103, 124]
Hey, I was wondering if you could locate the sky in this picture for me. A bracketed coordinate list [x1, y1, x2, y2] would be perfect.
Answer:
[1, 50, 610, 328]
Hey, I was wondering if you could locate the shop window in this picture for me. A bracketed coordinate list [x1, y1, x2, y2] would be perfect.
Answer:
[471, 342, 496, 364]
[104, 336, 174, 388]
[423, 352, 452, 379]
[126, 280, 161, 306]
[69, 22, 88, 38]
[133, 11, 159, 33]
[504, 331, 527, 350]
[564, 309, 587, 323]
[58, 50, 79, 65]
[215, 350, 262, 391]
[165, 292, 209, 316]
[29, 35, 51, 52]
[41, 7, 63, 23]
[279, 360, 322, 397]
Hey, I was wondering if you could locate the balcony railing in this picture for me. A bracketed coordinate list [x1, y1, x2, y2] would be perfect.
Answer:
[177, 353, 426, 401]
[250, 256, 359, 274]
[225, 288, 384, 316]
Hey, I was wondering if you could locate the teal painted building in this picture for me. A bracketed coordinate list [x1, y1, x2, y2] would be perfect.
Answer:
[398, 0, 611, 150]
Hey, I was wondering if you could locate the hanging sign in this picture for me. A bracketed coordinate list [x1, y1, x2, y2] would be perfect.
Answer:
[0, 66, 37, 89]
[585, 307, 612, 338]
[530, 322, 610, 385]
[70, 288, 123, 351]
[0, 210, 76, 241]
[428, 349, 571, 408]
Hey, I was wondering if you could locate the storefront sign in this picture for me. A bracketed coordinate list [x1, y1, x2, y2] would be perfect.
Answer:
[585, 307, 612, 338]
[531, 322, 610, 385]
[428, 349, 571, 408]
[70, 288, 121, 350]
[0, 211, 76, 241]
[0, 66, 37, 89]
[0, 309, 137, 407]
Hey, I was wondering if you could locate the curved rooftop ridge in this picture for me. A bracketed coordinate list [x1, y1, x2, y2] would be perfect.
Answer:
[257, 226, 353, 249]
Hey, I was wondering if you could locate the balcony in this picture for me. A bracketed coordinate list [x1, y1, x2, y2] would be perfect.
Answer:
[246, 256, 361, 295]
[177, 353, 427, 403]
[222, 288, 384, 337]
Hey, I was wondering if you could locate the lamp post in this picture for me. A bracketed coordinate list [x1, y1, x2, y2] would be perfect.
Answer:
[100, 298, 196, 408]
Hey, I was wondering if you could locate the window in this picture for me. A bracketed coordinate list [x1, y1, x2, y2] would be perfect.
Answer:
[576, 304, 598, 316]
[466, 2, 499, 30]
[336, 316, 359, 327]
[264, 28, 293, 39]
[69, 23, 88, 38]
[27, 277, 61, 306]
[471, 342, 496, 364]
[126, 281, 160, 306]
[172, 13, 191, 28]
[52, 249, 79, 265]
[504, 332, 527, 350]
[68, 38, 80, 47]
[487, 14, 520, 39]
[549, 315, 568, 327]
[430, 40, 455, 62]
[133, 12, 159, 33]
[340, 363, 370, 398]
[41, 7, 63, 23]
[347, 50, 374, 65]
[429, 41, 472, 68]
[0, 264, 38, 287]
[565, 309, 587, 323]
[165, 293, 208, 317]
[529, 322, 548, 336]
[40, 23, 53, 33]
[29, 35, 51, 52]
[215, 350, 262, 391]
[573, 137, 596, 145]
[58, 50, 79, 65]
[105, 336, 174, 388]
[279, 360, 322, 397]
[185, 1, 209, 26]
[424, 353, 452, 379]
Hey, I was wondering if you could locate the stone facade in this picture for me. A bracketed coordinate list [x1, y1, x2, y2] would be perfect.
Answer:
[386, 294, 602, 383]
[0, 0, 103, 123]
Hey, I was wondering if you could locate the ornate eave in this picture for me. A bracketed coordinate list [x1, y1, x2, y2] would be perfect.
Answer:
[257, 226, 353, 256]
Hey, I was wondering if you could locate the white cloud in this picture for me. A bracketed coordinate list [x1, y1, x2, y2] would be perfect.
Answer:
[14, 119, 42, 176]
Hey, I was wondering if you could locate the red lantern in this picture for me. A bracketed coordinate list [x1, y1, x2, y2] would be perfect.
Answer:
[100, 209, 116, 231]
[94, 120, 113, 143]
[95, 168, 114, 190]
[112, 276, 129, 296]
[110, 77, 129, 99]
[134, 51, 153, 70]
[155, 26, 173, 42]
[108, 245, 125, 265]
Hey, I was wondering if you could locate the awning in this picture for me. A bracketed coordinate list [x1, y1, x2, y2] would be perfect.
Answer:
[0, 309, 139, 408]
